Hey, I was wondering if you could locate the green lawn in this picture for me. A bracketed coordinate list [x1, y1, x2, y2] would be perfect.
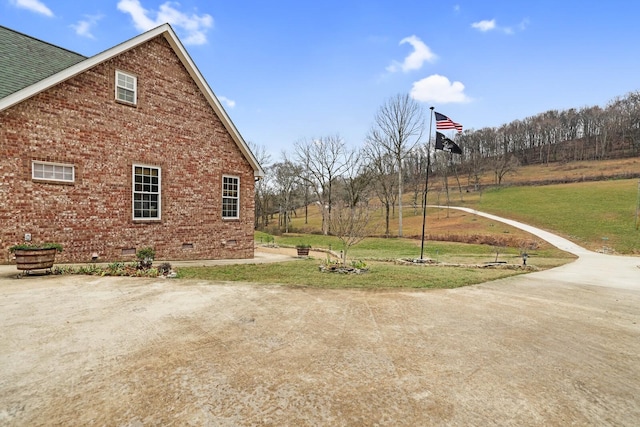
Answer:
[257, 231, 570, 265]
[176, 259, 532, 289]
[178, 179, 638, 288]
[179, 231, 573, 289]
[478, 179, 640, 253]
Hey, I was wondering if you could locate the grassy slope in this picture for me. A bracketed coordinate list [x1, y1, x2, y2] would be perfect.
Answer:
[277, 159, 640, 255]
[477, 180, 640, 253]
[491, 158, 639, 186]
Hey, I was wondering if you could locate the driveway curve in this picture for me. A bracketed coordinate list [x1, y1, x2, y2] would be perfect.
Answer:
[1, 212, 639, 426]
[440, 206, 639, 290]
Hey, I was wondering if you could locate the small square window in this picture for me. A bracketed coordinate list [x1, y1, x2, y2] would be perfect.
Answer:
[32, 161, 74, 183]
[116, 71, 137, 105]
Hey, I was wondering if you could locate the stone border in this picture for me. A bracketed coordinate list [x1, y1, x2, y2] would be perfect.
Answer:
[395, 258, 539, 271]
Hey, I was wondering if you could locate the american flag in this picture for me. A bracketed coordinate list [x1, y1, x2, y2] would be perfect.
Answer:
[434, 111, 463, 134]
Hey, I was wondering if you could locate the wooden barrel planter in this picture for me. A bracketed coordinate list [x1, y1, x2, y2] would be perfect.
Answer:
[296, 247, 310, 257]
[14, 248, 58, 277]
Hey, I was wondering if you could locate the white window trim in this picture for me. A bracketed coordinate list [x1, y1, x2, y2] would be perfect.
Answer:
[115, 70, 137, 105]
[32, 160, 75, 183]
[222, 175, 240, 219]
[132, 164, 161, 221]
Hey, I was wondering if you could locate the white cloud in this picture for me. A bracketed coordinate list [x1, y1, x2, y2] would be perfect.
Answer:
[386, 35, 437, 73]
[117, 0, 213, 45]
[471, 19, 496, 32]
[70, 14, 103, 39]
[410, 74, 471, 104]
[218, 96, 236, 109]
[10, 0, 53, 17]
[117, 0, 155, 30]
[472, 18, 528, 35]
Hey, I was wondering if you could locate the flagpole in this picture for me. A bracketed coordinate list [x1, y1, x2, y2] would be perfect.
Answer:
[420, 106, 434, 260]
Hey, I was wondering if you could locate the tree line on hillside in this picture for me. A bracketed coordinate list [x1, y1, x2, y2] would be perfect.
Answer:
[251, 90, 640, 238]
[458, 90, 640, 186]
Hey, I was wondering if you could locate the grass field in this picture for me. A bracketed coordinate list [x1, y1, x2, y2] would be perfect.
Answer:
[186, 228, 574, 289]
[477, 179, 640, 253]
[277, 177, 639, 255]
[258, 232, 569, 266]
[178, 160, 637, 288]
[176, 259, 533, 289]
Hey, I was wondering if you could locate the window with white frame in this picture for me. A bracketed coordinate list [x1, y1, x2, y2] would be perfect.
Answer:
[32, 161, 74, 183]
[116, 70, 137, 104]
[222, 175, 239, 219]
[133, 165, 161, 220]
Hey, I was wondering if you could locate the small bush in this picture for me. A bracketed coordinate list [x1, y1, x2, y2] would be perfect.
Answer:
[76, 264, 103, 275]
[157, 262, 172, 275]
[53, 266, 75, 275]
[136, 247, 155, 270]
[53, 261, 161, 277]
[351, 259, 367, 269]
[106, 261, 125, 275]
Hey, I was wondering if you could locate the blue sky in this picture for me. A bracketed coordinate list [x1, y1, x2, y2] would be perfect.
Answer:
[2, 0, 640, 159]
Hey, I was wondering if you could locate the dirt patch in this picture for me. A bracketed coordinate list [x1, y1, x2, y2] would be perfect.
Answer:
[1, 272, 639, 425]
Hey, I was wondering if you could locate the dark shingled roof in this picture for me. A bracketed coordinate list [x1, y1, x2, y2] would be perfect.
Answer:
[0, 25, 87, 99]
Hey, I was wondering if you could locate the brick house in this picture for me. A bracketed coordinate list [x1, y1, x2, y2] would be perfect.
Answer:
[0, 24, 264, 263]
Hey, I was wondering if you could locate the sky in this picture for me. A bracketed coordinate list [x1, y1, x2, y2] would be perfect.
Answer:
[2, 0, 640, 160]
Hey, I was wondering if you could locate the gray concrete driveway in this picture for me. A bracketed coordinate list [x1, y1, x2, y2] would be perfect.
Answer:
[445, 206, 640, 290]
[1, 210, 639, 426]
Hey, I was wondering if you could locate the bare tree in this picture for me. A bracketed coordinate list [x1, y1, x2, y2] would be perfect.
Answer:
[254, 173, 275, 230]
[338, 150, 372, 208]
[362, 138, 398, 236]
[458, 132, 486, 192]
[272, 160, 302, 233]
[366, 94, 425, 237]
[404, 147, 428, 215]
[608, 91, 640, 157]
[327, 200, 375, 264]
[492, 153, 519, 185]
[293, 135, 353, 235]
[248, 141, 272, 229]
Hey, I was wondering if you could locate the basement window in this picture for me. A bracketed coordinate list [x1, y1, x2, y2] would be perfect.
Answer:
[133, 165, 161, 220]
[32, 161, 74, 183]
[116, 70, 137, 105]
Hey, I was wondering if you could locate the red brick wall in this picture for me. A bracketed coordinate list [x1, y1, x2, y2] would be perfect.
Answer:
[0, 35, 256, 263]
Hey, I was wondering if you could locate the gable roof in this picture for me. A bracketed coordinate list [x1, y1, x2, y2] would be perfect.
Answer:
[0, 24, 264, 178]
[0, 25, 87, 99]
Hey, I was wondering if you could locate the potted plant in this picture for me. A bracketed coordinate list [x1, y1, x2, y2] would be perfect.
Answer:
[296, 244, 311, 257]
[9, 242, 63, 277]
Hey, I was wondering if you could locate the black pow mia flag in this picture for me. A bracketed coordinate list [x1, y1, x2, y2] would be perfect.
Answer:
[435, 131, 462, 155]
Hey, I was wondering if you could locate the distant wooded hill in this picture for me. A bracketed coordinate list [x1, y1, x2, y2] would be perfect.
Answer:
[456, 89, 640, 166]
